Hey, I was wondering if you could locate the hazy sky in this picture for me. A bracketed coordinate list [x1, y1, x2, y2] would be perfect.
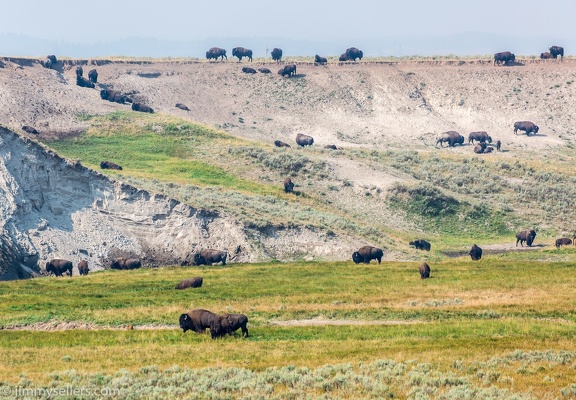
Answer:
[0, 0, 574, 57]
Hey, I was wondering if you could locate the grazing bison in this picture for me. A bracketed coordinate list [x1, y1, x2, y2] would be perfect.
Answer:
[419, 261, 431, 279]
[21, 125, 38, 134]
[193, 249, 227, 266]
[75, 66, 83, 78]
[78, 260, 89, 276]
[469, 244, 482, 261]
[473, 142, 487, 154]
[513, 121, 539, 135]
[345, 47, 363, 61]
[132, 102, 154, 113]
[258, 67, 271, 73]
[100, 161, 123, 170]
[206, 47, 227, 61]
[88, 69, 98, 83]
[210, 313, 249, 338]
[339, 53, 349, 62]
[175, 103, 190, 111]
[179, 309, 217, 333]
[352, 245, 384, 264]
[549, 46, 564, 59]
[314, 54, 328, 64]
[468, 131, 492, 144]
[516, 229, 536, 247]
[540, 52, 553, 59]
[242, 67, 257, 74]
[274, 140, 291, 148]
[409, 239, 431, 251]
[295, 133, 314, 147]
[494, 51, 515, 66]
[284, 177, 294, 193]
[175, 277, 203, 290]
[278, 64, 297, 77]
[271, 48, 282, 62]
[555, 238, 572, 248]
[110, 258, 141, 270]
[76, 76, 95, 88]
[42, 55, 57, 69]
[436, 131, 465, 147]
[45, 259, 73, 277]
[496, 140, 502, 151]
[100, 89, 131, 104]
[232, 47, 253, 62]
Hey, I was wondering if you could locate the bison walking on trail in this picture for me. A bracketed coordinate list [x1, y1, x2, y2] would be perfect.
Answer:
[45, 259, 73, 277]
[516, 230, 536, 247]
[295, 133, 314, 147]
[314, 55, 328, 64]
[232, 47, 253, 62]
[271, 48, 282, 62]
[352, 246, 384, 264]
[193, 249, 227, 266]
[555, 238, 572, 248]
[100, 161, 122, 170]
[88, 69, 98, 83]
[175, 277, 203, 290]
[210, 313, 249, 338]
[514, 121, 539, 135]
[468, 131, 492, 144]
[409, 239, 431, 251]
[419, 261, 431, 279]
[436, 131, 464, 147]
[469, 244, 482, 261]
[494, 51, 515, 66]
[77, 260, 89, 276]
[284, 177, 294, 193]
[549, 46, 564, 59]
[179, 309, 217, 334]
[206, 47, 227, 61]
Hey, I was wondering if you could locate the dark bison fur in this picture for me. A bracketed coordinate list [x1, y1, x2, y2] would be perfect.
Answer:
[496, 140, 502, 151]
[88, 69, 98, 83]
[295, 133, 314, 147]
[206, 47, 227, 61]
[409, 239, 431, 251]
[419, 261, 431, 279]
[516, 230, 536, 247]
[314, 54, 328, 64]
[132, 102, 154, 113]
[22, 125, 38, 134]
[193, 249, 227, 266]
[436, 131, 464, 147]
[555, 238, 572, 248]
[284, 177, 294, 193]
[469, 244, 482, 261]
[484, 147, 494, 153]
[345, 47, 363, 61]
[110, 258, 141, 270]
[232, 47, 253, 62]
[339, 53, 349, 62]
[549, 46, 564, 59]
[258, 67, 271, 73]
[42, 55, 57, 69]
[45, 259, 73, 277]
[175, 103, 190, 111]
[473, 142, 487, 154]
[179, 309, 217, 333]
[352, 245, 383, 264]
[78, 260, 89, 275]
[468, 131, 492, 144]
[242, 67, 257, 74]
[75, 66, 83, 78]
[76, 76, 95, 88]
[494, 51, 515, 66]
[100, 89, 131, 104]
[274, 140, 291, 148]
[175, 277, 203, 290]
[278, 64, 296, 77]
[540, 52, 553, 59]
[100, 161, 123, 170]
[271, 48, 282, 62]
[514, 121, 539, 135]
[210, 313, 249, 338]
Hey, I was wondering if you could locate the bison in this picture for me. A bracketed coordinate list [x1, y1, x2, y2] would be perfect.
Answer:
[345, 47, 363, 61]
[339, 53, 349, 62]
[409, 239, 431, 251]
[514, 121, 539, 135]
[271, 48, 282, 62]
[193, 249, 227, 266]
[179, 309, 217, 334]
[88, 69, 98, 83]
[78, 260, 89, 276]
[295, 133, 314, 147]
[206, 47, 227, 61]
[419, 261, 431, 279]
[100, 89, 131, 104]
[175, 103, 190, 111]
[274, 140, 291, 148]
[496, 140, 502, 151]
[278, 64, 296, 77]
[232, 47, 253, 62]
[284, 177, 294, 193]
[352, 245, 384, 264]
[242, 67, 257, 74]
[258, 67, 271, 73]
[469, 244, 482, 261]
[100, 161, 123, 170]
[436, 131, 464, 147]
[494, 51, 515, 66]
[132, 102, 154, 113]
[210, 313, 249, 338]
[45, 259, 73, 277]
[473, 142, 487, 154]
[549, 46, 564, 60]
[75, 66, 83, 78]
[324, 145, 340, 150]
[468, 131, 492, 144]
[314, 54, 328, 64]
[42, 55, 57, 69]
[21, 125, 38, 134]
[555, 238, 572, 248]
[516, 229, 536, 247]
[76, 76, 95, 88]
[175, 277, 203, 290]
[540, 52, 553, 59]
[110, 258, 141, 270]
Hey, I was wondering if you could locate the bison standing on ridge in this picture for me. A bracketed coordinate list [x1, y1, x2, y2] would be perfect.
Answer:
[555, 238, 572, 248]
[419, 261, 431, 279]
[271, 48, 282, 62]
[175, 277, 203, 290]
[210, 313, 249, 338]
[436, 131, 464, 147]
[469, 244, 482, 261]
[75, 66, 83, 78]
[206, 47, 227, 61]
[409, 239, 431, 251]
[314, 55, 328, 64]
[514, 121, 539, 135]
[549, 46, 564, 60]
[232, 47, 253, 62]
[45, 259, 73, 277]
[42, 55, 57, 69]
[88, 69, 98, 83]
[295, 133, 314, 147]
[284, 177, 294, 193]
[193, 249, 227, 266]
[352, 246, 384, 264]
[494, 51, 515, 66]
[345, 47, 363, 61]
[468, 131, 492, 144]
[179, 309, 217, 334]
[516, 229, 536, 247]
[78, 260, 89, 276]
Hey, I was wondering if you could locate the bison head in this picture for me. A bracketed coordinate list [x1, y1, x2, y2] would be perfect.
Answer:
[456, 135, 465, 145]
[193, 254, 206, 266]
[352, 251, 363, 264]
[179, 314, 192, 333]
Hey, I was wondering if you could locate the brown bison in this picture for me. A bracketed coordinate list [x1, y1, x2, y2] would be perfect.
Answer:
[100, 161, 123, 170]
[88, 69, 98, 83]
[284, 177, 294, 193]
[232, 47, 253, 62]
[42, 55, 57, 69]
[345, 47, 363, 61]
[21, 125, 38, 134]
[469, 244, 482, 261]
[274, 140, 291, 148]
[494, 51, 515, 66]
[206, 47, 227, 61]
[295, 133, 314, 147]
[496, 140, 502, 151]
[75, 66, 83, 78]
[540, 52, 553, 59]
[175, 103, 190, 111]
[132, 102, 154, 113]
[514, 121, 539, 135]
[549, 46, 564, 59]
[242, 67, 257, 74]
[271, 48, 282, 62]
[419, 261, 431, 279]
[77, 260, 89, 276]
[436, 131, 464, 147]
[76, 76, 95, 88]
[468, 131, 492, 144]
[110, 258, 141, 270]
[324, 145, 341, 150]
[100, 89, 131, 104]
[339, 53, 349, 62]
[175, 277, 203, 290]
[409, 239, 431, 251]
[484, 146, 494, 153]
[352, 245, 384, 264]
[210, 313, 249, 338]
[473, 142, 487, 154]
[258, 67, 271, 73]
[45, 259, 73, 277]
[314, 54, 328, 64]
[516, 230, 536, 247]
[555, 238, 572, 248]
[278, 64, 297, 77]
[179, 309, 218, 333]
[193, 249, 227, 266]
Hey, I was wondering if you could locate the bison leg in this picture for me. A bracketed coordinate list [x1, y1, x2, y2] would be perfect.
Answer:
[241, 325, 248, 337]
